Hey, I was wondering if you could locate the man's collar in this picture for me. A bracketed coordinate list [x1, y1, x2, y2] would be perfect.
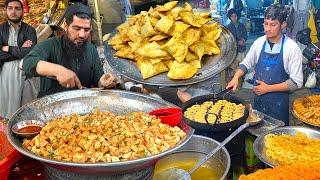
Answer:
[8, 21, 21, 27]
[266, 34, 284, 44]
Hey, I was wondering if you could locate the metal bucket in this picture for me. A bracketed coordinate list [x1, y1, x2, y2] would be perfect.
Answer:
[153, 135, 231, 180]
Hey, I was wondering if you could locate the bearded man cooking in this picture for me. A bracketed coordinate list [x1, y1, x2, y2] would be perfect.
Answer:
[23, 4, 117, 97]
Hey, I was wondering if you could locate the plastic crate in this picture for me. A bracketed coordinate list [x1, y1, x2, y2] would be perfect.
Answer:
[0, 119, 22, 180]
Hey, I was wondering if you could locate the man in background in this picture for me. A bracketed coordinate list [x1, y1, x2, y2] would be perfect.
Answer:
[0, 0, 37, 118]
[226, 8, 247, 85]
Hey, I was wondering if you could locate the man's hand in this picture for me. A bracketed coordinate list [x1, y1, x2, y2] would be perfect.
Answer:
[55, 66, 82, 89]
[22, 40, 33, 47]
[226, 69, 245, 92]
[99, 73, 117, 88]
[253, 80, 270, 96]
[226, 77, 239, 92]
[2, 46, 9, 52]
[177, 89, 192, 103]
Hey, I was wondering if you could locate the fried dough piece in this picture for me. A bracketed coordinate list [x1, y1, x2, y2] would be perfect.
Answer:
[156, 1, 178, 12]
[127, 24, 142, 42]
[167, 6, 183, 20]
[184, 2, 193, 12]
[201, 23, 222, 41]
[138, 41, 169, 58]
[108, 34, 124, 46]
[112, 44, 126, 51]
[162, 36, 188, 63]
[150, 17, 159, 26]
[137, 59, 169, 79]
[155, 15, 175, 34]
[140, 15, 157, 38]
[182, 27, 201, 46]
[168, 21, 190, 36]
[189, 59, 201, 69]
[149, 33, 170, 42]
[128, 41, 141, 52]
[185, 50, 199, 62]
[115, 46, 134, 60]
[188, 40, 207, 59]
[164, 59, 174, 69]
[167, 61, 198, 79]
[194, 11, 211, 18]
[179, 11, 210, 27]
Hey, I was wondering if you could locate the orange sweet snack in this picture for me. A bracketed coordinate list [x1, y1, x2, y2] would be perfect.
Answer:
[239, 162, 320, 180]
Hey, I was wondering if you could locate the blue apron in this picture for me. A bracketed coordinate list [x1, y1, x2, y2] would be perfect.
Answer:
[253, 35, 290, 125]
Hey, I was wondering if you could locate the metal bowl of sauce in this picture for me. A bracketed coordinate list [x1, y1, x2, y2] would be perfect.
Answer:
[11, 120, 45, 138]
[153, 135, 230, 180]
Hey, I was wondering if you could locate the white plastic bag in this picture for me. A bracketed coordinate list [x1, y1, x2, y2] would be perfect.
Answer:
[305, 71, 317, 88]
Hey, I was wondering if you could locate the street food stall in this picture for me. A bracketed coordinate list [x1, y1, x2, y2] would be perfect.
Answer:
[103, 1, 320, 179]
[1, 1, 320, 180]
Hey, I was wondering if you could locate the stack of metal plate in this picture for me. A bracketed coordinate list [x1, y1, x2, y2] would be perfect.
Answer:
[253, 126, 320, 167]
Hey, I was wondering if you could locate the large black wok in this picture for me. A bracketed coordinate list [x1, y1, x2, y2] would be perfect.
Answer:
[182, 93, 249, 132]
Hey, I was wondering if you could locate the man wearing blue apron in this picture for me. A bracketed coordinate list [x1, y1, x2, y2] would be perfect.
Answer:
[227, 4, 303, 125]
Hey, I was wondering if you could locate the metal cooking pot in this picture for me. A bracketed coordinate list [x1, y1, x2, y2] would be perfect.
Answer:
[154, 135, 231, 180]
[7, 90, 194, 175]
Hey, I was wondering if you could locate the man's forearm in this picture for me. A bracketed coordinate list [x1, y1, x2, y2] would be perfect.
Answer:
[0, 46, 17, 63]
[9, 46, 33, 59]
[267, 82, 289, 93]
[0, 51, 16, 61]
[233, 68, 245, 80]
[36, 60, 63, 77]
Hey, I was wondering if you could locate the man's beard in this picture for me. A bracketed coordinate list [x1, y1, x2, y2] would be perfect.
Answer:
[62, 34, 87, 58]
[7, 15, 22, 23]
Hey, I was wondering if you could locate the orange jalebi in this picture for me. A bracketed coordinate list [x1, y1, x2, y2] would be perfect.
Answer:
[239, 162, 320, 180]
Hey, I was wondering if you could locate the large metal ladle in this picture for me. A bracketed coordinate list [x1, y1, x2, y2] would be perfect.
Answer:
[156, 104, 263, 180]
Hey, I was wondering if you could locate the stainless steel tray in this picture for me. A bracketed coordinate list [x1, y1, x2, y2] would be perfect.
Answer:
[246, 111, 285, 137]
[292, 108, 320, 129]
[7, 90, 194, 174]
[253, 126, 320, 167]
[104, 26, 236, 86]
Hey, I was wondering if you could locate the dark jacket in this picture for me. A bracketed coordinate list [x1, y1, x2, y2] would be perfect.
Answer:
[226, 22, 247, 53]
[0, 21, 37, 67]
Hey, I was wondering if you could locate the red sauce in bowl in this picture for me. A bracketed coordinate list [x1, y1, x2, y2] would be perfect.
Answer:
[18, 126, 42, 134]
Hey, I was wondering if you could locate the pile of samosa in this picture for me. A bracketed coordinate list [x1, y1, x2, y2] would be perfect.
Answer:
[108, 1, 221, 80]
